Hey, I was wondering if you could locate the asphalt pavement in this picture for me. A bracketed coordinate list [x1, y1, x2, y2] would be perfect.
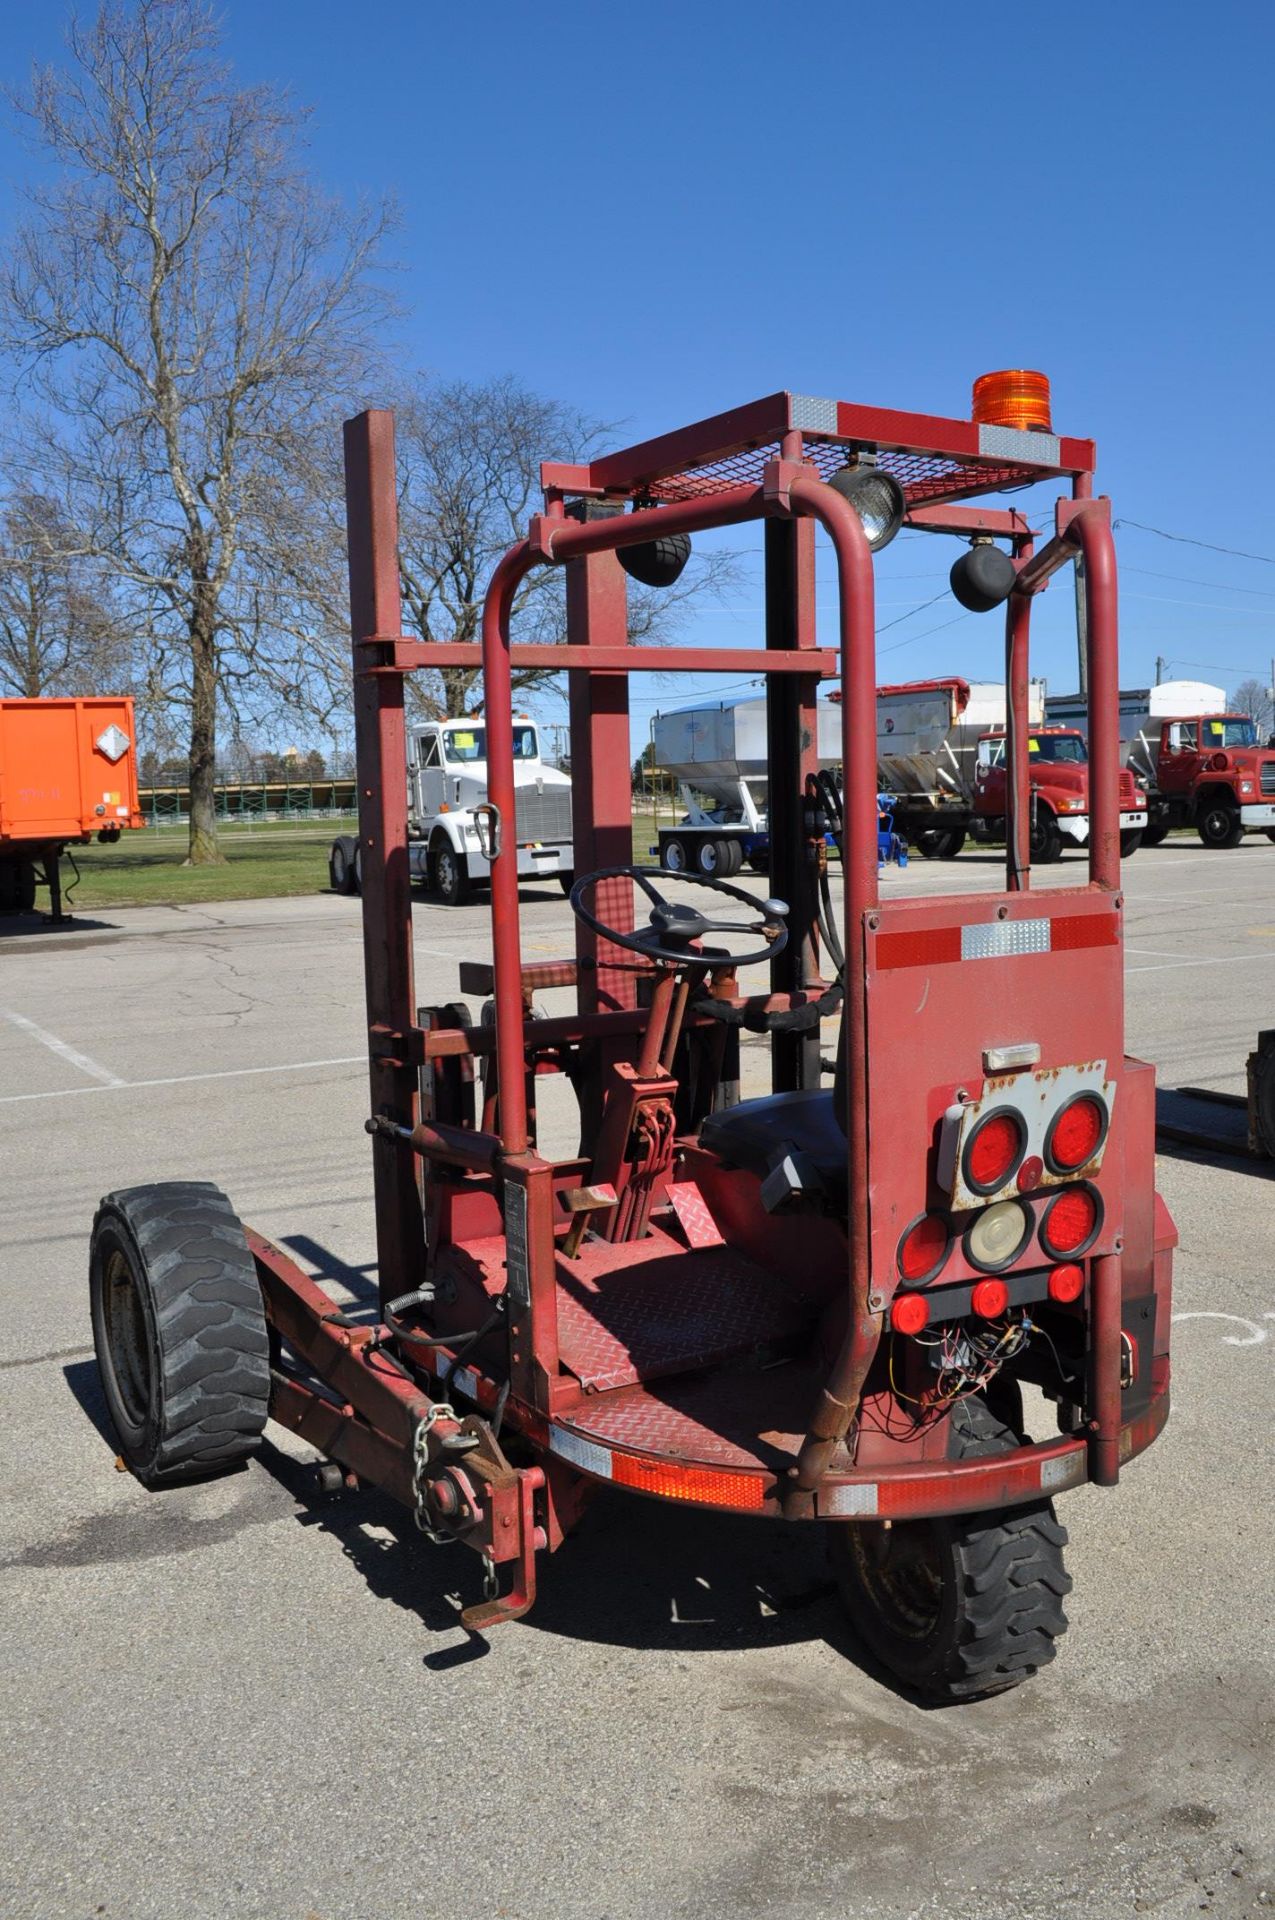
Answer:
[1, 840, 1273, 1920]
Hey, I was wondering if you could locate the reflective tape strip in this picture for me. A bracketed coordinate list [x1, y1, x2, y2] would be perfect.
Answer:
[1040, 1453, 1087, 1493]
[822, 1482, 879, 1517]
[876, 913, 1118, 970]
[962, 918, 1050, 961]
[549, 1426, 612, 1479]
[978, 422, 1062, 467]
[789, 394, 839, 433]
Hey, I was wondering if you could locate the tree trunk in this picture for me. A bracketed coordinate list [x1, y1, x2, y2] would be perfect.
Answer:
[441, 664, 479, 716]
[185, 584, 225, 866]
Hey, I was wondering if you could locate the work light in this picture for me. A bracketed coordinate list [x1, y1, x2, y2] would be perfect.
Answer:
[826, 458, 905, 553]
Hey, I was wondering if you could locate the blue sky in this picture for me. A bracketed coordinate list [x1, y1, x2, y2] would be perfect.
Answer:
[4, 0, 1274, 749]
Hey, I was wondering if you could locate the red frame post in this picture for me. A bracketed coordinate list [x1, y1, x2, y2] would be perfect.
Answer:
[343, 411, 425, 1306]
[566, 549, 638, 1015]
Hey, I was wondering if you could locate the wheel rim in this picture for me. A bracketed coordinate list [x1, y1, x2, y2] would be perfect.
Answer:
[700, 844, 720, 874]
[845, 1522, 946, 1643]
[102, 1246, 154, 1429]
[332, 848, 346, 884]
[1205, 809, 1231, 840]
[664, 842, 685, 872]
[438, 850, 457, 892]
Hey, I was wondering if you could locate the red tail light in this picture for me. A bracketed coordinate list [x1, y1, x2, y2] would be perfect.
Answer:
[891, 1293, 930, 1335]
[963, 1109, 1027, 1195]
[1048, 1262, 1085, 1303]
[1046, 1094, 1108, 1174]
[971, 1278, 1009, 1319]
[897, 1212, 951, 1284]
[1040, 1183, 1102, 1259]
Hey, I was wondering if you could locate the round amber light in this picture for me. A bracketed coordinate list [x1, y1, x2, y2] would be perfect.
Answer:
[971, 369, 1053, 434]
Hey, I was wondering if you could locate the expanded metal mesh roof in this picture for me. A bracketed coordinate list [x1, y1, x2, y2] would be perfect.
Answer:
[638, 439, 1039, 509]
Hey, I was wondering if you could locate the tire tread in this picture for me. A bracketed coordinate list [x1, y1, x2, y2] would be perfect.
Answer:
[91, 1181, 270, 1484]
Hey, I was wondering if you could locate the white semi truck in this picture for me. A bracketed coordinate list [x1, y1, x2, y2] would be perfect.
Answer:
[650, 696, 843, 874]
[330, 715, 573, 905]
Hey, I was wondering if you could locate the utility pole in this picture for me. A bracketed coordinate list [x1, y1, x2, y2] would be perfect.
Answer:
[1155, 655, 1166, 687]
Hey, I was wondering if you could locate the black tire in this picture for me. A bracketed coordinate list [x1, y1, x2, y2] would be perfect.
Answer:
[1141, 823, 1170, 847]
[661, 835, 689, 874]
[558, 871, 575, 896]
[917, 827, 965, 860]
[1030, 811, 1064, 864]
[0, 860, 20, 912]
[352, 843, 363, 893]
[830, 1398, 1072, 1702]
[89, 1182, 270, 1487]
[745, 850, 769, 874]
[720, 837, 745, 877]
[431, 836, 470, 905]
[1198, 803, 1243, 849]
[1120, 829, 1143, 858]
[329, 839, 351, 893]
[1252, 1047, 1275, 1153]
[694, 836, 733, 878]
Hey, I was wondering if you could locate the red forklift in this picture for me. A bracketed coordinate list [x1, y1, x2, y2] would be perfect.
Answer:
[89, 374, 1174, 1701]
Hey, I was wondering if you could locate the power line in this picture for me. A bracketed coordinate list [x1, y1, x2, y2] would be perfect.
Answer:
[1124, 565, 1275, 599]
[1114, 519, 1275, 566]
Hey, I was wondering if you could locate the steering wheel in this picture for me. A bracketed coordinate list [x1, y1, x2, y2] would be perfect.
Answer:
[569, 866, 788, 968]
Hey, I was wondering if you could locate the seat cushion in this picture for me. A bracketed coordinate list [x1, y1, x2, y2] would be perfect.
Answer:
[698, 1089, 847, 1182]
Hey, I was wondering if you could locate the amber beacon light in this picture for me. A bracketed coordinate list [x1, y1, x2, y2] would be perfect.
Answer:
[972, 369, 1053, 434]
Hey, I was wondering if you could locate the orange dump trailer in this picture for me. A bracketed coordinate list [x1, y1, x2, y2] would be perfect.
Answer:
[0, 696, 144, 919]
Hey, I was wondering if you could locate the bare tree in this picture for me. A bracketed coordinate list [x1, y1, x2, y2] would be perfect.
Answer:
[0, 480, 132, 697]
[269, 372, 741, 732]
[394, 375, 739, 718]
[1231, 677, 1274, 735]
[1, 0, 393, 861]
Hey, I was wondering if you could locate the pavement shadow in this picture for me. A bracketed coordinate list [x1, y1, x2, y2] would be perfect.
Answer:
[257, 1435, 488, 1659]
[0, 913, 120, 938]
[256, 1437, 946, 1701]
[280, 1234, 379, 1309]
[63, 1357, 119, 1454]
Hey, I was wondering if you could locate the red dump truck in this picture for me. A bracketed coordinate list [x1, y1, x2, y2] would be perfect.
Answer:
[876, 678, 1147, 861]
[1046, 682, 1275, 848]
[0, 696, 143, 918]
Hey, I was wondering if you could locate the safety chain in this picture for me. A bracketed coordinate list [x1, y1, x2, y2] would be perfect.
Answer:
[481, 1553, 499, 1602]
[411, 1402, 458, 1540]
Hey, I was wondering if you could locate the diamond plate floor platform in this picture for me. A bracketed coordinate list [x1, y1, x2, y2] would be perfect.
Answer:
[554, 1232, 812, 1394]
[555, 1358, 838, 1474]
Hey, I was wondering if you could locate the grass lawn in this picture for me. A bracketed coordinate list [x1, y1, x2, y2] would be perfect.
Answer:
[58, 816, 359, 910]
[56, 806, 670, 909]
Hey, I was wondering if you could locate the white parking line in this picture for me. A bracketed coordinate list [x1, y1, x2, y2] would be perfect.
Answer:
[1, 1006, 125, 1088]
[0, 1053, 364, 1106]
[1126, 952, 1273, 975]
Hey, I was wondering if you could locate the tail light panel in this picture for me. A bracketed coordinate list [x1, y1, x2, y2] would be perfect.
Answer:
[938, 1060, 1115, 1211]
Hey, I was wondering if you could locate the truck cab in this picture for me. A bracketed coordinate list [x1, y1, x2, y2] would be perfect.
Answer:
[1153, 713, 1275, 848]
[974, 726, 1148, 862]
[406, 717, 573, 904]
[330, 715, 574, 905]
